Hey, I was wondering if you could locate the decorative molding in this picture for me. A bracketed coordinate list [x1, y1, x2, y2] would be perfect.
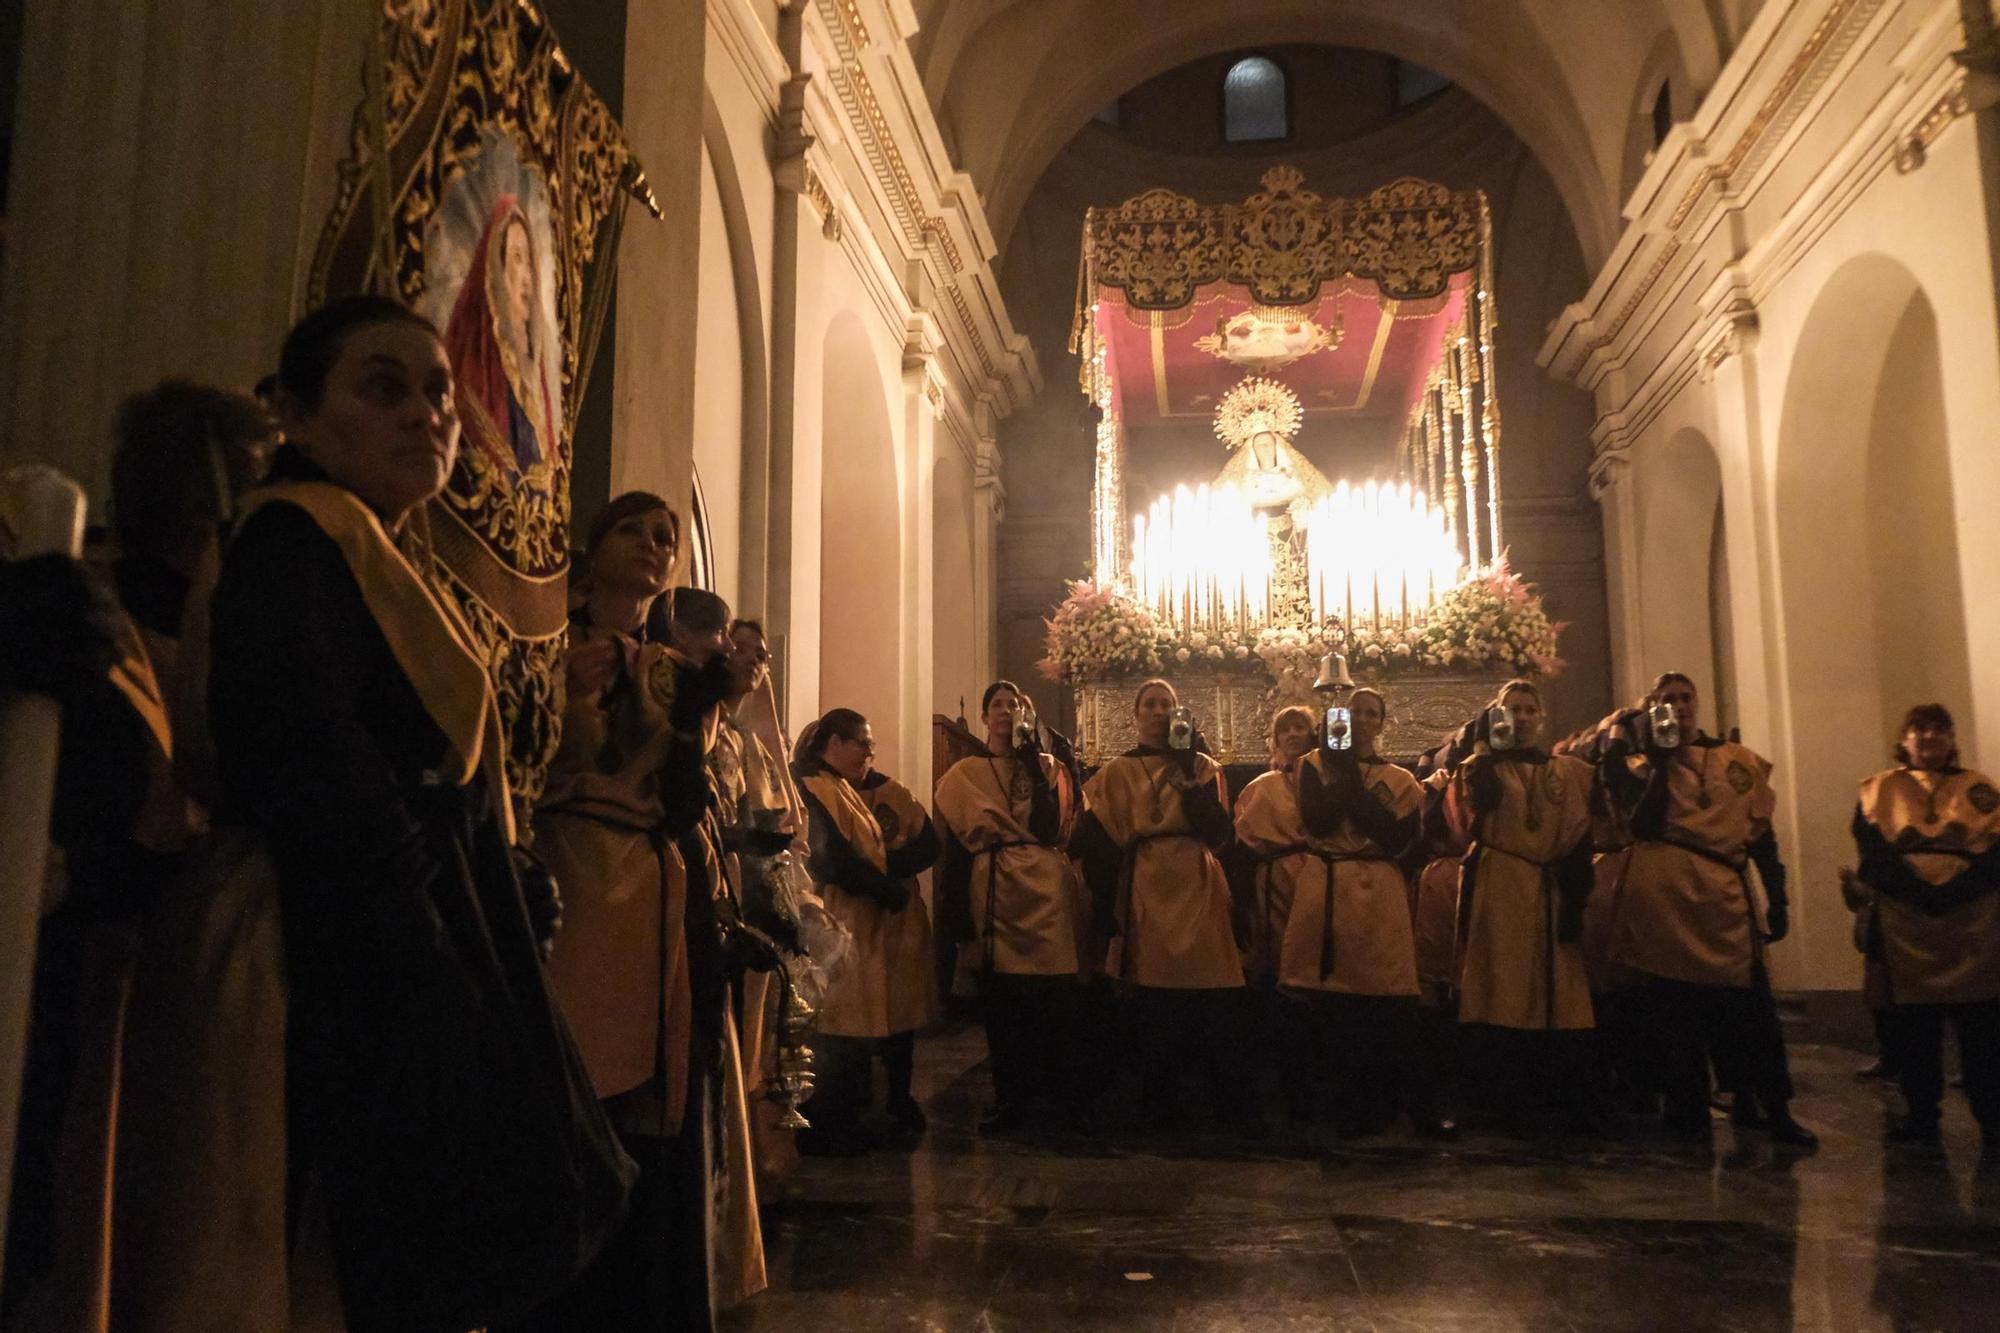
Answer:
[1572, 0, 1889, 361]
[974, 439, 1006, 519]
[801, 164, 842, 239]
[1698, 298, 1761, 380]
[1587, 447, 1633, 502]
[808, 0, 1036, 417]
[1894, 77, 1972, 171]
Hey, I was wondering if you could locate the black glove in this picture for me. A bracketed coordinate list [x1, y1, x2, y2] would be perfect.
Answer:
[1764, 901, 1790, 944]
[0, 554, 119, 702]
[1468, 755, 1502, 814]
[873, 877, 912, 912]
[1324, 741, 1360, 775]
[512, 844, 563, 959]
[670, 653, 734, 733]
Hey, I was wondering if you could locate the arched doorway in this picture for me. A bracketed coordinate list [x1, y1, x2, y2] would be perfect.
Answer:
[819, 311, 905, 768]
[1775, 255, 1970, 985]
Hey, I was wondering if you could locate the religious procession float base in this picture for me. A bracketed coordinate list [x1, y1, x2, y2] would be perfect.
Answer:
[1072, 672, 1509, 767]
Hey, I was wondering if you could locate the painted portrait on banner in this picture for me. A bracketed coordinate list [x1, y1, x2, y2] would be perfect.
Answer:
[418, 131, 565, 481]
[307, 0, 653, 803]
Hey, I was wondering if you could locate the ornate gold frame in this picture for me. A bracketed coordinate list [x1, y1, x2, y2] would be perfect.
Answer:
[307, 0, 656, 801]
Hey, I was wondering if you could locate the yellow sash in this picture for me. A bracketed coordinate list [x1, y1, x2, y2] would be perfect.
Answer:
[800, 770, 888, 872]
[234, 482, 515, 841]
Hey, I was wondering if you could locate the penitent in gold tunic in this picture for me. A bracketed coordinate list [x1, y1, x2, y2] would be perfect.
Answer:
[1857, 767, 2000, 1006]
[1274, 753, 1422, 998]
[1232, 769, 1307, 983]
[1448, 754, 1595, 1029]
[804, 770, 939, 1038]
[935, 752, 1087, 977]
[1603, 739, 1777, 989]
[1084, 753, 1244, 989]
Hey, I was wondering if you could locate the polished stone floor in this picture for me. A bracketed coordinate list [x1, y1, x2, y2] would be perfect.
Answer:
[728, 1022, 2000, 1332]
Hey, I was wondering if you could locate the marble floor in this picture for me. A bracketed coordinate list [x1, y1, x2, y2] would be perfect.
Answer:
[726, 1021, 2000, 1332]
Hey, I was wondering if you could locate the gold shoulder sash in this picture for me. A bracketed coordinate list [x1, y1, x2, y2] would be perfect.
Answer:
[235, 482, 515, 842]
[801, 770, 888, 872]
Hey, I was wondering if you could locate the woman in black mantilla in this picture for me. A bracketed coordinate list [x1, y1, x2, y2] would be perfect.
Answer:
[203, 296, 632, 1331]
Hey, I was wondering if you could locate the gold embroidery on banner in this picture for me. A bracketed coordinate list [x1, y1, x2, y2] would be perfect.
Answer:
[308, 0, 647, 800]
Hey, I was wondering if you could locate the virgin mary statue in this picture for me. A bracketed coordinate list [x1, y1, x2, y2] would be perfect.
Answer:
[1212, 375, 1332, 514]
[445, 193, 559, 475]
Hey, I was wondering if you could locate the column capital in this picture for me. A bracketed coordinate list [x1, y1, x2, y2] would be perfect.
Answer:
[974, 438, 1006, 516]
[1698, 297, 1759, 383]
[1587, 446, 1633, 503]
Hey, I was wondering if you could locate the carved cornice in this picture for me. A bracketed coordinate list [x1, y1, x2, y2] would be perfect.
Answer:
[809, 0, 1036, 415]
[1698, 297, 1760, 381]
[1544, 0, 1905, 395]
[1895, 77, 1973, 171]
[1587, 447, 1634, 502]
[1585, 0, 1886, 357]
[802, 165, 842, 239]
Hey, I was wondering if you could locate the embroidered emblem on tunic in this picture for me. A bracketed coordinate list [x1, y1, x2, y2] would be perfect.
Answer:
[1370, 780, 1393, 805]
[874, 802, 902, 843]
[1970, 783, 2000, 815]
[1726, 760, 1755, 795]
[646, 652, 678, 712]
[1009, 769, 1034, 805]
[1543, 767, 1567, 804]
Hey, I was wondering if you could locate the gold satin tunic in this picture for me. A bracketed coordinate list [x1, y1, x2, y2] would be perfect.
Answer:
[1603, 739, 1777, 989]
[1274, 753, 1422, 998]
[935, 752, 1086, 977]
[1448, 754, 1595, 1029]
[1083, 753, 1244, 990]
[1858, 766, 2000, 1006]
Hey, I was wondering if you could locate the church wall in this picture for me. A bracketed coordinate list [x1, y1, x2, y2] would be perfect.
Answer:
[1544, 0, 2000, 990]
[995, 84, 1613, 743]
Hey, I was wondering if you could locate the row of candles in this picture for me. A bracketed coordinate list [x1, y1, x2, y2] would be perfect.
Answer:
[1128, 480, 1464, 634]
[1301, 480, 1464, 633]
[1130, 483, 1272, 632]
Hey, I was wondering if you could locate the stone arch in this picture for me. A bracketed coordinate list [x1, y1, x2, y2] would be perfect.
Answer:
[1618, 27, 1691, 206]
[922, 0, 1635, 263]
[699, 91, 772, 613]
[1774, 254, 1970, 983]
[819, 309, 906, 768]
[1636, 426, 1726, 719]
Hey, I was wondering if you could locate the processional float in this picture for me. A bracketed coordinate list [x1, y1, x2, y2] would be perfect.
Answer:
[1048, 168, 1562, 763]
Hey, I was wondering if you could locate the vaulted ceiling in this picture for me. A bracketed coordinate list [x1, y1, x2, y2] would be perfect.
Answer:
[904, 0, 1761, 265]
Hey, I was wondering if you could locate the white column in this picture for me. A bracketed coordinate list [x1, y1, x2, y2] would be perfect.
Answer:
[1588, 447, 1643, 703]
[972, 433, 1005, 691]
[900, 322, 942, 790]
[611, 0, 707, 507]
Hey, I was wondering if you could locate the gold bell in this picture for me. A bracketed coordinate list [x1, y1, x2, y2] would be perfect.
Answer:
[1312, 651, 1355, 694]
